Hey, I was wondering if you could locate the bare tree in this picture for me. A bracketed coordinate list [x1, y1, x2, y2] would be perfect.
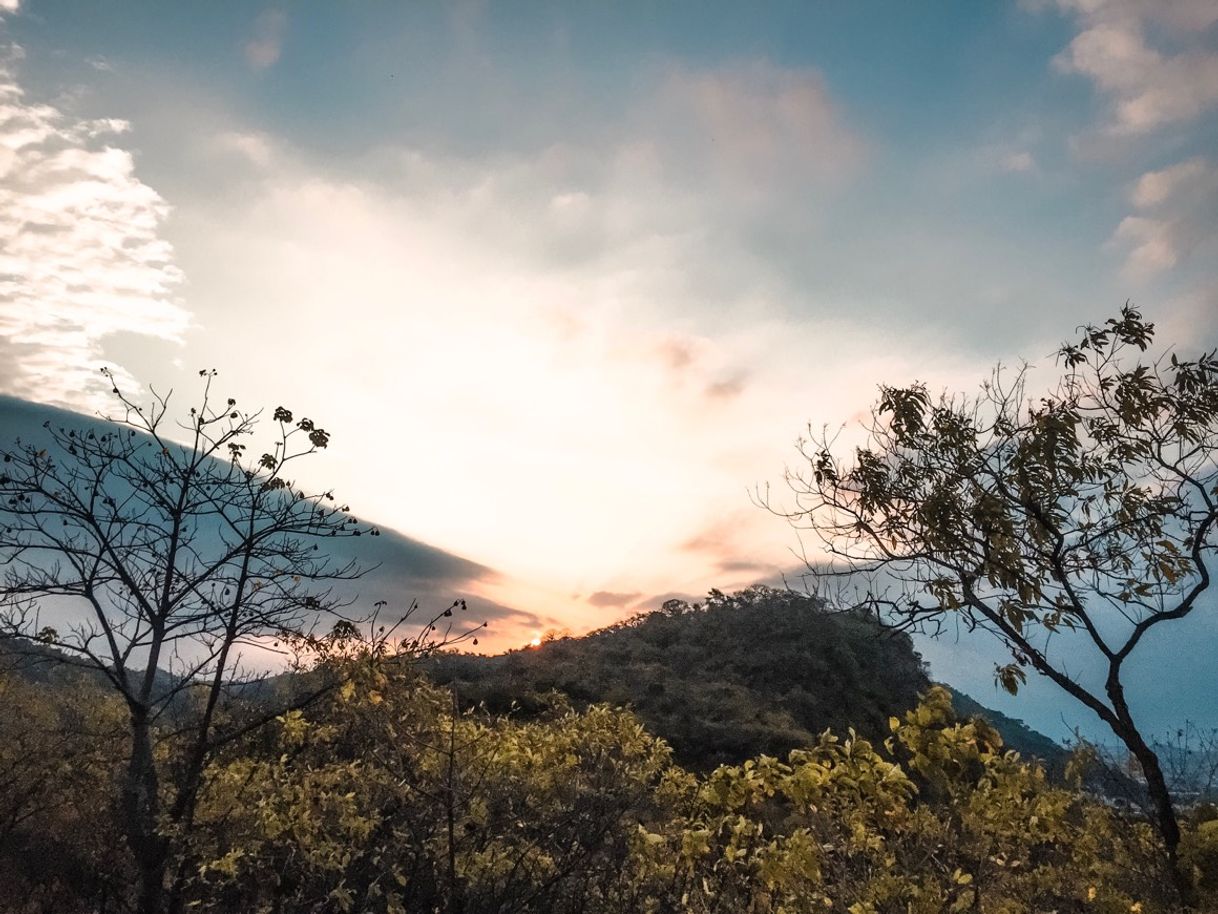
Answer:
[769, 307, 1217, 904]
[0, 370, 475, 914]
[1160, 723, 1218, 803]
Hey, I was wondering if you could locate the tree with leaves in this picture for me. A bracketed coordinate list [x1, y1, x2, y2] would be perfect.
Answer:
[634, 686, 1174, 913]
[189, 669, 676, 914]
[773, 307, 1218, 904]
[0, 371, 467, 914]
[0, 649, 129, 912]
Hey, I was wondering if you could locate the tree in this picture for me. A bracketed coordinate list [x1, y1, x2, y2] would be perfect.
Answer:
[190, 670, 675, 914]
[635, 687, 1173, 912]
[772, 307, 1217, 903]
[0, 371, 469, 914]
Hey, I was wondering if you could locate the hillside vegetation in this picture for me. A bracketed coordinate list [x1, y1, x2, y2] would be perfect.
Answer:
[428, 587, 1069, 773]
[2, 641, 1207, 913]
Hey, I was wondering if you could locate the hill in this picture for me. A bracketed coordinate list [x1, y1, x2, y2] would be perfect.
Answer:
[428, 587, 1074, 772]
[0, 588, 1080, 782]
[428, 587, 932, 768]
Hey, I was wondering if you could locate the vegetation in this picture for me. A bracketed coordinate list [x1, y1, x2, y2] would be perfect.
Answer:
[943, 686, 1072, 778]
[773, 307, 1218, 901]
[0, 647, 128, 911]
[425, 588, 1071, 779]
[428, 587, 931, 768]
[2, 648, 1212, 913]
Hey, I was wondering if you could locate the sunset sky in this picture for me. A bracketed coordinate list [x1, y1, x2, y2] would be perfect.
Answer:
[1, 1, 1216, 737]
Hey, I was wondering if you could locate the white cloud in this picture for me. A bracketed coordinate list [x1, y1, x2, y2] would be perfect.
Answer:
[244, 9, 287, 71]
[0, 55, 188, 407]
[1110, 156, 1218, 280]
[148, 78, 989, 634]
[649, 61, 866, 189]
[1130, 157, 1208, 207]
[1001, 150, 1036, 173]
[1045, 0, 1218, 33]
[1047, 0, 1218, 136]
[1111, 215, 1179, 278]
[1037, 3, 1218, 288]
[212, 130, 275, 167]
[0, 0, 19, 15]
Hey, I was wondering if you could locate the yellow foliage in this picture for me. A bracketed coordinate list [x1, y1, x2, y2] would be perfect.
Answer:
[171, 678, 1194, 913]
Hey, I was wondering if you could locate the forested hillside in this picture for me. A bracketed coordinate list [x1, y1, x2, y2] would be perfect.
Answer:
[428, 587, 928, 767]
[426, 587, 1070, 772]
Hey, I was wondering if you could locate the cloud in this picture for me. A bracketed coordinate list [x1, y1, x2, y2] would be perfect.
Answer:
[1000, 151, 1036, 173]
[161, 122, 953, 620]
[1038, 0, 1218, 33]
[0, 0, 19, 15]
[586, 591, 642, 609]
[1046, 0, 1218, 136]
[346, 522, 549, 643]
[1032, 2, 1218, 301]
[1110, 157, 1218, 280]
[645, 61, 866, 197]
[244, 9, 287, 71]
[715, 558, 777, 575]
[0, 53, 188, 408]
[1111, 216, 1179, 277]
[677, 512, 789, 587]
[212, 130, 275, 168]
[1130, 157, 1208, 207]
[705, 374, 749, 400]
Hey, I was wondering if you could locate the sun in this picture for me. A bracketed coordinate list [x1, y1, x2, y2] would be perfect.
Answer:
[528, 634, 542, 648]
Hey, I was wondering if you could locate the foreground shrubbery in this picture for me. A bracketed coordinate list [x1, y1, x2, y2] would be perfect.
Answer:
[5, 657, 1213, 913]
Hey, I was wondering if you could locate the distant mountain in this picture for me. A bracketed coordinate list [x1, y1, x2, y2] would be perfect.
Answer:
[944, 685, 1071, 776]
[0, 394, 529, 635]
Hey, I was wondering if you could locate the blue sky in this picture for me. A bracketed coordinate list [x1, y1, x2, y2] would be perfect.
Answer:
[0, 0, 1216, 740]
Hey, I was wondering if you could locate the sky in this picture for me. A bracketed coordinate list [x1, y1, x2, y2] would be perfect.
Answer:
[0, 1, 1216, 740]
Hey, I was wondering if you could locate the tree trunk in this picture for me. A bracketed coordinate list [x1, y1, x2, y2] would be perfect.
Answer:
[1116, 722, 1195, 908]
[122, 709, 168, 914]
